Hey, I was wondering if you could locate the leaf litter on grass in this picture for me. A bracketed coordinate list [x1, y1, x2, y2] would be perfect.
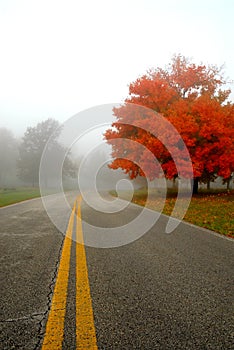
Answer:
[130, 189, 234, 238]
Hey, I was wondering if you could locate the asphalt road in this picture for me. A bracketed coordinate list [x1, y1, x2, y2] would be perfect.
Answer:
[0, 193, 233, 349]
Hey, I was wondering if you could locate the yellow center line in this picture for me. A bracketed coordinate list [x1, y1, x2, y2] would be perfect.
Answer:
[42, 203, 75, 349]
[42, 197, 98, 349]
[76, 196, 98, 349]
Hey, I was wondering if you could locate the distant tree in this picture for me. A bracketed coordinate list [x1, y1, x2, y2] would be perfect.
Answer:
[0, 128, 18, 187]
[104, 55, 234, 194]
[18, 118, 76, 186]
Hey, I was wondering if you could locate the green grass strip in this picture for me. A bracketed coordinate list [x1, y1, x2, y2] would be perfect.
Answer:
[0, 187, 41, 207]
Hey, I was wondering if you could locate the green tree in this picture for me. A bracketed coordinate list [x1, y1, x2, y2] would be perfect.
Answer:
[18, 118, 75, 186]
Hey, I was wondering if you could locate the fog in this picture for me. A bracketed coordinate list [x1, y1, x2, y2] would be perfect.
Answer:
[0, 109, 146, 192]
[1, 0, 234, 137]
[0, 128, 20, 187]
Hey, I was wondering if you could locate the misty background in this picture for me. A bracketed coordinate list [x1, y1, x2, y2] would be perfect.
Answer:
[0, 116, 147, 191]
[0, 0, 233, 191]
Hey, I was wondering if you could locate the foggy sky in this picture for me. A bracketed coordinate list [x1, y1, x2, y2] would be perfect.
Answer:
[0, 0, 234, 137]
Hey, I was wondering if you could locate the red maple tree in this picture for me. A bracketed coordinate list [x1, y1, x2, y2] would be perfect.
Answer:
[104, 55, 234, 193]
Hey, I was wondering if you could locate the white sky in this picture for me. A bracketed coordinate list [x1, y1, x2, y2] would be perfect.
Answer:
[0, 0, 234, 136]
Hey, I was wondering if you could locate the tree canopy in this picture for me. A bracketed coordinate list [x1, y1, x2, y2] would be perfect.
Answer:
[18, 118, 76, 186]
[104, 55, 234, 193]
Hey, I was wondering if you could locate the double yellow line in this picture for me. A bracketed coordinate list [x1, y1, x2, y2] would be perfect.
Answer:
[42, 197, 97, 349]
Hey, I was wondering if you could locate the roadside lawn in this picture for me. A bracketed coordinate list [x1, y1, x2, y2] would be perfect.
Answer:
[0, 188, 41, 207]
[111, 188, 234, 238]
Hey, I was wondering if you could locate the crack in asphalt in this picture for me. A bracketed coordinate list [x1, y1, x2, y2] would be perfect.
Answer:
[34, 230, 65, 350]
[0, 312, 45, 323]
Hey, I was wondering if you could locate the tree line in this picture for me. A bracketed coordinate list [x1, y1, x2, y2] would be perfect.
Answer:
[0, 118, 76, 188]
[1, 55, 234, 194]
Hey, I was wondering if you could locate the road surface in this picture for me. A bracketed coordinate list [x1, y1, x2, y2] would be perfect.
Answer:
[0, 192, 233, 349]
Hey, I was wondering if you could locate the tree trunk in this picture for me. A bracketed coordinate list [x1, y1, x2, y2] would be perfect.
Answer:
[227, 178, 230, 190]
[191, 178, 199, 195]
[207, 180, 210, 190]
[172, 177, 177, 189]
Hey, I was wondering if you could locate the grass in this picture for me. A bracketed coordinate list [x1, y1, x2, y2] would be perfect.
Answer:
[111, 188, 234, 238]
[0, 186, 75, 207]
[0, 187, 42, 207]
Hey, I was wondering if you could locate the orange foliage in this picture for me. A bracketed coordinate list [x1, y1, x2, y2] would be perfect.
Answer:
[104, 55, 234, 184]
